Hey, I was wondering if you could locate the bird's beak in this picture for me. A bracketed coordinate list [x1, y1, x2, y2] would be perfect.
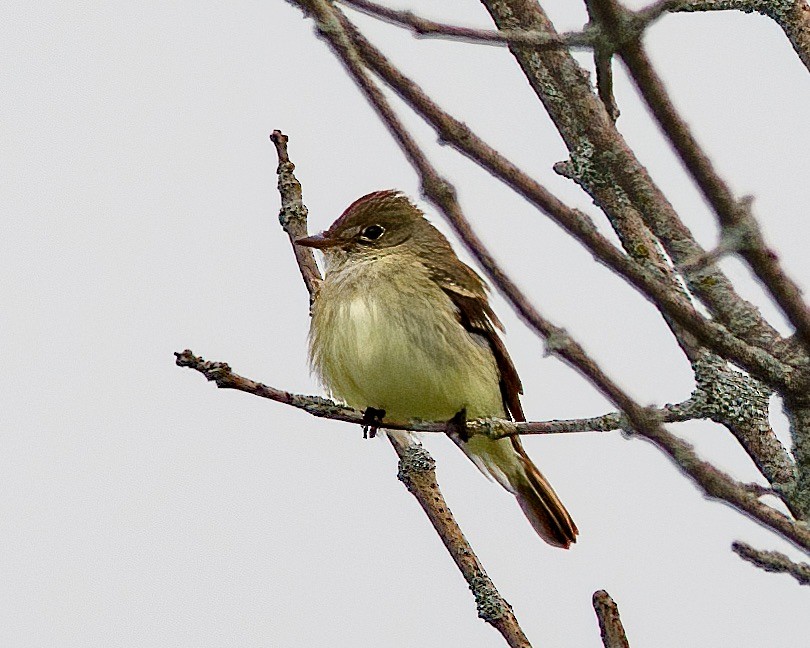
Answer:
[295, 232, 341, 249]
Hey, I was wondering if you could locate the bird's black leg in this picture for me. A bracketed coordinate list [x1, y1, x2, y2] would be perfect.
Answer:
[446, 407, 469, 443]
[361, 407, 386, 439]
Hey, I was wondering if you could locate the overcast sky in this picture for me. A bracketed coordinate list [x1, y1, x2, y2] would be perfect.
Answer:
[2, 1, 809, 646]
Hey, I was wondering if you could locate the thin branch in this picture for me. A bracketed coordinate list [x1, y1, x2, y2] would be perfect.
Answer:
[175, 345, 810, 555]
[732, 541, 810, 586]
[334, 9, 798, 393]
[289, 0, 810, 555]
[270, 130, 322, 302]
[173, 349, 697, 436]
[388, 433, 532, 648]
[585, 0, 621, 122]
[589, 0, 810, 359]
[593, 590, 631, 648]
[339, 0, 595, 48]
[593, 42, 620, 121]
[638, 1, 683, 23]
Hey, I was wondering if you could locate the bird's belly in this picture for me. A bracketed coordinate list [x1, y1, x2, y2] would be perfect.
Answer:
[312, 294, 503, 421]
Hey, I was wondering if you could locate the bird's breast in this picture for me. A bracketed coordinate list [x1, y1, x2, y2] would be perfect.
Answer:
[308, 264, 503, 421]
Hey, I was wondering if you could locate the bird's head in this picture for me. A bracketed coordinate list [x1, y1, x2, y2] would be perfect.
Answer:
[295, 190, 450, 271]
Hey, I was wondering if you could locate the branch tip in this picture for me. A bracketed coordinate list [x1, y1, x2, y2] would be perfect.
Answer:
[732, 540, 810, 586]
[593, 589, 631, 648]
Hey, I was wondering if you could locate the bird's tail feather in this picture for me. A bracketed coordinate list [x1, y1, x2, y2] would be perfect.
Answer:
[459, 435, 578, 548]
[512, 439, 578, 548]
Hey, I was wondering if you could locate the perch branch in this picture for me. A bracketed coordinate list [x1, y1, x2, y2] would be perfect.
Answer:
[175, 344, 810, 553]
[172, 349, 697, 436]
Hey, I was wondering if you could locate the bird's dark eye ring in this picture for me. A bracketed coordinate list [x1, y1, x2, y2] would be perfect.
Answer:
[360, 224, 385, 241]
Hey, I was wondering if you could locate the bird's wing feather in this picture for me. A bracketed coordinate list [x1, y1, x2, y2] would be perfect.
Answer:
[428, 263, 525, 422]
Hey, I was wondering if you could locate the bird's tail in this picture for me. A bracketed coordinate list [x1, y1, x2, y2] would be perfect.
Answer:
[459, 434, 578, 548]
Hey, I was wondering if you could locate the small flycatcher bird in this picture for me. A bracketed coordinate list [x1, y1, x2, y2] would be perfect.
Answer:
[296, 190, 577, 548]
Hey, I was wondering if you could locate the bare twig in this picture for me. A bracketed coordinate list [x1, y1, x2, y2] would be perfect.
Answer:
[732, 541, 810, 586]
[593, 43, 620, 121]
[584, 0, 621, 122]
[388, 433, 532, 648]
[288, 0, 810, 555]
[340, 0, 594, 48]
[270, 130, 322, 302]
[740, 482, 780, 498]
[593, 590, 631, 648]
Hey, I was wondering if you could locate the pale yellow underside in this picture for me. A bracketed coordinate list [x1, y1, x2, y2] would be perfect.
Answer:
[310, 255, 504, 421]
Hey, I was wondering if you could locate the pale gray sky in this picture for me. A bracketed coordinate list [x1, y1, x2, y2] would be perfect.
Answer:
[2, 1, 808, 646]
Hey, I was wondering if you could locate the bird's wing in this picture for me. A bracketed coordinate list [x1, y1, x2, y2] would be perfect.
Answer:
[429, 264, 525, 423]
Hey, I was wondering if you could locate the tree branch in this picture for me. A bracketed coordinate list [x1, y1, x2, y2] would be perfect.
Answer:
[173, 349, 699, 436]
[732, 540, 810, 586]
[270, 130, 322, 303]
[690, 353, 798, 513]
[388, 433, 533, 648]
[340, 0, 595, 48]
[593, 590, 631, 648]
[175, 340, 810, 555]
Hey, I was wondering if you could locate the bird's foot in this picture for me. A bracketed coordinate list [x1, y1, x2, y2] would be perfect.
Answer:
[446, 408, 469, 443]
[361, 407, 386, 439]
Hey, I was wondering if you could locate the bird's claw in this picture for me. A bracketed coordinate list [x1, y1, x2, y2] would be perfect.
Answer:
[446, 408, 469, 442]
[361, 407, 386, 439]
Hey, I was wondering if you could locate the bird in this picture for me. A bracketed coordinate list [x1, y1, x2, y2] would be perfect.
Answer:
[296, 189, 577, 548]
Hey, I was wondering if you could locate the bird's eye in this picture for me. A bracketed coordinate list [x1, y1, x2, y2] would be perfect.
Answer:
[360, 224, 385, 242]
